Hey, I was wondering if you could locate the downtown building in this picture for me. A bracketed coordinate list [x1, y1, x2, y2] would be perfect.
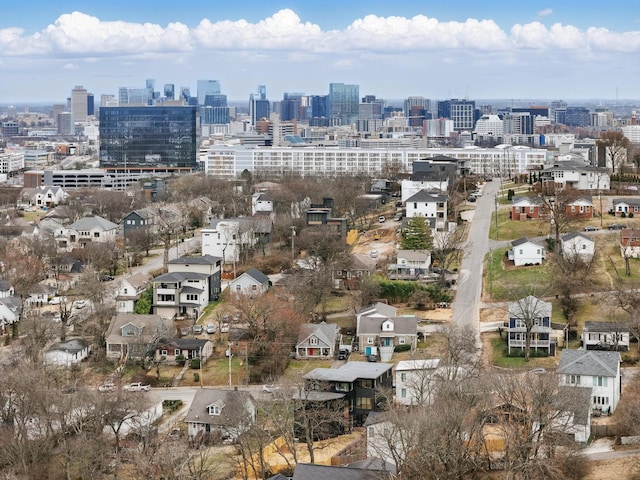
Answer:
[99, 105, 198, 170]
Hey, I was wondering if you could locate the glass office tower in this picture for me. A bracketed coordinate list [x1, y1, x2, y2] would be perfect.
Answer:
[329, 83, 359, 126]
[99, 106, 197, 168]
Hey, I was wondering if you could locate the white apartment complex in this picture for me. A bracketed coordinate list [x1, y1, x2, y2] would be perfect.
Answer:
[199, 144, 548, 178]
[0, 150, 25, 175]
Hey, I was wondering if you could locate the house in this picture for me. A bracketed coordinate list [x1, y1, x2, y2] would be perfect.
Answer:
[26, 283, 57, 307]
[582, 321, 630, 351]
[566, 196, 595, 219]
[0, 280, 14, 298]
[228, 268, 270, 297]
[560, 232, 595, 261]
[116, 273, 150, 313]
[404, 190, 448, 230]
[391, 249, 432, 279]
[104, 392, 164, 439]
[44, 337, 92, 366]
[510, 196, 545, 221]
[364, 412, 405, 474]
[303, 361, 393, 427]
[394, 358, 441, 406]
[558, 349, 622, 413]
[0, 296, 21, 335]
[185, 388, 256, 442]
[21, 186, 68, 208]
[38, 205, 75, 233]
[295, 322, 340, 359]
[612, 198, 640, 217]
[333, 253, 377, 290]
[357, 315, 418, 361]
[508, 237, 546, 266]
[507, 296, 552, 355]
[105, 313, 171, 361]
[154, 337, 214, 364]
[540, 159, 610, 191]
[201, 218, 260, 263]
[122, 208, 157, 239]
[620, 228, 640, 259]
[65, 215, 118, 248]
[305, 198, 348, 237]
[251, 192, 274, 216]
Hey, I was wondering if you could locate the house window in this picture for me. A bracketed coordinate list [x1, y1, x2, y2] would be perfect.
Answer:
[310, 337, 318, 345]
[594, 376, 608, 387]
[356, 397, 373, 409]
[174, 349, 181, 356]
[399, 337, 406, 345]
[566, 374, 581, 385]
[519, 249, 523, 255]
[368, 426, 375, 437]
[208, 406, 221, 416]
[251, 284, 257, 291]
[400, 373, 407, 382]
[161, 350, 167, 356]
[335, 382, 352, 392]
[401, 388, 407, 398]
[529, 206, 534, 213]
[123, 288, 128, 294]
[594, 396, 610, 406]
[94, 232, 100, 238]
[413, 203, 417, 209]
[367, 337, 374, 344]
[536, 249, 541, 254]
[236, 285, 242, 291]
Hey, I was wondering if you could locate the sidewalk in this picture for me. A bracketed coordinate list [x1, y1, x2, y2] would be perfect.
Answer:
[172, 362, 190, 386]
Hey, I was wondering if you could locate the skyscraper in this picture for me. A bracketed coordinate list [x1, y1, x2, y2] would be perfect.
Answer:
[57, 112, 75, 135]
[437, 99, 477, 131]
[87, 93, 94, 116]
[250, 85, 270, 126]
[329, 83, 359, 126]
[197, 80, 221, 106]
[164, 84, 175, 101]
[71, 85, 88, 122]
[99, 106, 198, 169]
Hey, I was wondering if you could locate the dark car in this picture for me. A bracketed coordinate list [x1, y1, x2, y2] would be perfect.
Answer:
[608, 223, 625, 230]
[583, 225, 599, 232]
[367, 355, 378, 362]
[337, 349, 349, 360]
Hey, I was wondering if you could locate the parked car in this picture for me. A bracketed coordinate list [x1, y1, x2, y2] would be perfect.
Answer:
[74, 300, 86, 309]
[99, 274, 115, 282]
[367, 355, 378, 362]
[378, 215, 386, 223]
[97, 382, 115, 393]
[370, 250, 379, 258]
[468, 196, 477, 203]
[206, 323, 217, 334]
[192, 324, 203, 334]
[53, 312, 62, 323]
[608, 223, 625, 230]
[262, 384, 280, 393]
[584, 225, 599, 232]
[123, 382, 150, 392]
[338, 349, 350, 360]
[49, 296, 66, 305]
[180, 326, 191, 336]
[220, 323, 230, 333]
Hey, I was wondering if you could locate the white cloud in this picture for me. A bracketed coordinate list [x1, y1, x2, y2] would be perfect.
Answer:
[62, 63, 77, 70]
[537, 8, 553, 17]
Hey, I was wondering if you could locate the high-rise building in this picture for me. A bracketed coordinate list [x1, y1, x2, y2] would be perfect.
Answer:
[250, 85, 270, 126]
[310, 95, 328, 119]
[329, 83, 359, 126]
[52, 104, 65, 122]
[87, 93, 94, 116]
[71, 85, 88, 122]
[57, 112, 75, 135]
[101, 94, 116, 107]
[437, 99, 477, 131]
[203, 94, 227, 108]
[200, 106, 230, 125]
[564, 107, 591, 127]
[99, 106, 198, 169]
[164, 84, 175, 101]
[403, 96, 430, 117]
[197, 80, 221, 106]
[180, 87, 191, 103]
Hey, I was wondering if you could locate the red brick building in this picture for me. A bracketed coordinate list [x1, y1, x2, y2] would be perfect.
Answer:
[511, 196, 545, 220]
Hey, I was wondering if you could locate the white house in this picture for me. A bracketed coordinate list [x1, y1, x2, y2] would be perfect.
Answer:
[228, 268, 270, 297]
[251, 192, 274, 216]
[558, 349, 622, 414]
[116, 273, 150, 314]
[394, 359, 441, 406]
[560, 232, 595, 261]
[582, 321, 630, 352]
[22, 186, 68, 208]
[401, 179, 449, 201]
[44, 338, 92, 366]
[65, 215, 118, 249]
[201, 218, 259, 263]
[508, 237, 546, 266]
[0, 297, 21, 335]
[404, 190, 448, 231]
[540, 159, 610, 191]
[393, 250, 432, 277]
[613, 198, 640, 217]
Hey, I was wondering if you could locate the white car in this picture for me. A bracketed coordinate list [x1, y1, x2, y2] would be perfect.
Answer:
[97, 382, 115, 393]
[74, 300, 86, 309]
[123, 382, 150, 392]
[262, 384, 280, 393]
[49, 296, 66, 305]
[206, 324, 217, 334]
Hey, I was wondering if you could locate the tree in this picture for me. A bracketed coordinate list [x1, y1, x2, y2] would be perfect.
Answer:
[506, 286, 553, 362]
[431, 227, 466, 287]
[400, 216, 433, 250]
[597, 130, 631, 174]
[537, 188, 581, 249]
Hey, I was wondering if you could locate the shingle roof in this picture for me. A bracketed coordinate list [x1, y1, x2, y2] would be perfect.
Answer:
[511, 196, 545, 206]
[558, 349, 620, 377]
[304, 361, 393, 382]
[168, 254, 221, 265]
[405, 189, 448, 203]
[357, 302, 398, 318]
[560, 232, 594, 243]
[47, 337, 90, 354]
[243, 268, 269, 285]
[157, 337, 211, 351]
[297, 322, 339, 347]
[613, 198, 640, 207]
[185, 389, 254, 428]
[293, 463, 390, 480]
[508, 295, 552, 319]
[397, 249, 431, 261]
[69, 215, 118, 231]
[153, 271, 209, 283]
[510, 237, 543, 248]
[358, 316, 418, 336]
[584, 321, 629, 333]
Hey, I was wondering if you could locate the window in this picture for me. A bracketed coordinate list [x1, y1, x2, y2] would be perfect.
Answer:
[367, 337, 374, 344]
[593, 376, 608, 387]
[400, 373, 407, 382]
[161, 350, 167, 356]
[566, 374, 581, 385]
[401, 388, 407, 398]
[399, 337, 406, 344]
[519, 249, 523, 255]
[368, 426, 375, 437]
[335, 382, 351, 392]
[174, 349, 181, 356]
[310, 337, 318, 345]
[208, 405, 221, 415]
[356, 397, 373, 409]
[251, 284, 257, 291]
[529, 206, 534, 213]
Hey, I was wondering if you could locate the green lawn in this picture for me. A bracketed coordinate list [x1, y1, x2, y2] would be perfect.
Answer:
[489, 209, 549, 241]
[488, 333, 559, 369]
[484, 248, 554, 301]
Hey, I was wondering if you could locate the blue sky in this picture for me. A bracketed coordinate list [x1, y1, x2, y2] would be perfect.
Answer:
[1, 1, 639, 103]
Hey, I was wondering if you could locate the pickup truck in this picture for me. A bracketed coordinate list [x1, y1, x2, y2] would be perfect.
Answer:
[123, 382, 150, 392]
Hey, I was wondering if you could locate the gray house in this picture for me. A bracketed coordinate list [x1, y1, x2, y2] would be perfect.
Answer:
[295, 322, 340, 359]
[185, 389, 256, 442]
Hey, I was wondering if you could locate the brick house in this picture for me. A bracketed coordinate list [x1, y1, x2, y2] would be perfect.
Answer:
[620, 228, 640, 258]
[612, 198, 640, 217]
[510, 196, 545, 220]
[566, 196, 594, 219]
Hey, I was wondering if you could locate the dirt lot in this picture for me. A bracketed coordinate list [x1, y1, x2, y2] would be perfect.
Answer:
[351, 225, 399, 259]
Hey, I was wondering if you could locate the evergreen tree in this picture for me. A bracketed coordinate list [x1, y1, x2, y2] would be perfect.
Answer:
[400, 216, 433, 250]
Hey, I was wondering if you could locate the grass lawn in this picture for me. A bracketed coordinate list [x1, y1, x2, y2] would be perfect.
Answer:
[487, 332, 559, 369]
[282, 359, 333, 381]
[484, 248, 554, 301]
[490, 208, 549, 241]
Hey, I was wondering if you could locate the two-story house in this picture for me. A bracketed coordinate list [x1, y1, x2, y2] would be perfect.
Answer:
[358, 316, 418, 361]
[391, 249, 432, 279]
[65, 215, 118, 249]
[560, 232, 595, 262]
[122, 208, 157, 239]
[228, 268, 270, 297]
[116, 273, 150, 313]
[201, 218, 259, 263]
[105, 313, 170, 361]
[404, 190, 448, 231]
[305, 198, 348, 237]
[612, 198, 640, 217]
[508, 237, 546, 266]
[540, 159, 610, 192]
[507, 296, 552, 355]
[303, 361, 394, 428]
[185, 389, 256, 442]
[620, 228, 640, 259]
[394, 358, 441, 406]
[152, 271, 211, 320]
[558, 349, 622, 414]
[333, 253, 377, 290]
[295, 322, 340, 359]
[21, 186, 68, 209]
[582, 321, 630, 352]
[510, 196, 545, 221]
[251, 192, 274, 216]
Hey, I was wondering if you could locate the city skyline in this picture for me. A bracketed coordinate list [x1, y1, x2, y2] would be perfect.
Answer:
[1, 1, 639, 103]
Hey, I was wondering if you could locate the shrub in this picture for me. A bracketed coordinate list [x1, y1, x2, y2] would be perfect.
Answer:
[190, 358, 201, 369]
[162, 400, 183, 412]
[193, 372, 200, 383]
[175, 355, 186, 366]
[630, 213, 635, 218]
[621, 212, 627, 218]
[394, 344, 411, 352]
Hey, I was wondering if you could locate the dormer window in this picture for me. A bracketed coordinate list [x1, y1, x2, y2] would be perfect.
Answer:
[309, 336, 318, 345]
[208, 405, 221, 415]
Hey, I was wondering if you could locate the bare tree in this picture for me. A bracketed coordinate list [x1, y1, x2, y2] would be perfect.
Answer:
[505, 287, 553, 362]
[431, 227, 466, 287]
[597, 130, 631, 174]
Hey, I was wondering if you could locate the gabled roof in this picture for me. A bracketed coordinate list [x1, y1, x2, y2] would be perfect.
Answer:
[567, 196, 593, 205]
[558, 349, 620, 377]
[0, 279, 12, 292]
[125, 208, 156, 220]
[297, 322, 339, 347]
[156, 337, 212, 350]
[511, 196, 545, 206]
[395, 359, 441, 371]
[168, 254, 221, 266]
[105, 314, 168, 341]
[613, 198, 640, 207]
[121, 272, 150, 290]
[359, 316, 418, 336]
[405, 189, 448, 203]
[508, 295, 552, 319]
[153, 271, 209, 283]
[47, 337, 90, 354]
[510, 237, 543, 248]
[560, 232, 594, 243]
[397, 249, 431, 261]
[185, 388, 254, 428]
[241, 268, 269, 285]
[293, 463, 391, 480]
[304, 361, 393, 382]
[69, 215, 118, 232]
[584, 321, 629, 333]
[357, 302, 397, 318]
[349, 253, 377, 271]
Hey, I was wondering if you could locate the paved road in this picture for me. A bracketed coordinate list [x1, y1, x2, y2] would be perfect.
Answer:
[451, 180, 501, 333]
[129, 234, 202, 277]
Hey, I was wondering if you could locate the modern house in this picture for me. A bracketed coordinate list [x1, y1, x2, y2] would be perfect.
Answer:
[304, 197, 348, 237]
[21, 186, 68, 208]
[560, 232, 595, 261]
[510, 196, 545, 221]
[507, 296, 552, 355]
[122, 208, 157, 239]
[620, 228, 640, 259]
[303, 361, 394, 428]
[558, 349, 622, 414]
[582, 322, 630, 352]
[185, 389, 256, 442]
[508, 237, 546, 266]
[228, 268, 270, 297]
[612, 198, 640, 217]
[295, 322, 340, 359]
[201, 218, 260, 263]
[404, 190, 448, 230]
[539, 159, 610, 191]
[105, 313, 171, 361]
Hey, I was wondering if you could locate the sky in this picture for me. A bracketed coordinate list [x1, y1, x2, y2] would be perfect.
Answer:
[1, 0, 639, 104]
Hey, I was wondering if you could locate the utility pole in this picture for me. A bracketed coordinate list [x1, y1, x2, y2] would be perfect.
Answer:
[227, 342, 233, 387]
[290, 226, 296, 261]
[494, 197, 499, 240]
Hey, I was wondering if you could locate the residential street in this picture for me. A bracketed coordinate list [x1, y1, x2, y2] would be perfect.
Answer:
[451, 180, 501, 335]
